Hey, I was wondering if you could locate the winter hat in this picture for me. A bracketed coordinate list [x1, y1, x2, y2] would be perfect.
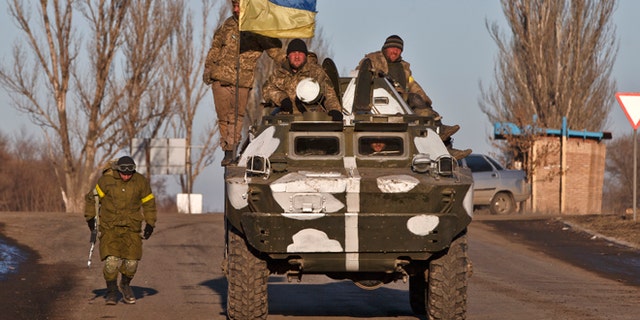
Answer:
[287, 39, 308, 55]
[116, 156, 136, 174]
[382, 35, 404, 51]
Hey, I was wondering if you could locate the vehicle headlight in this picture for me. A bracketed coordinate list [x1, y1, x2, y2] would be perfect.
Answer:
[412, 153, 454, 177]
[436, 155, 454, 177]
[245, 155, 271, 179]
[411, 153, 432, 173]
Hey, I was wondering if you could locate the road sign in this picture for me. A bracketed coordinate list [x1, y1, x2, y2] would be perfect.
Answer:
[616, 92, 640, 222]
[616, 92, 640, 130]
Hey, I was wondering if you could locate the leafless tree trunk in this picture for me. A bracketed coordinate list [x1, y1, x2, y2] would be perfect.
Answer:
[0, 0, 183, 213]
[481, 0, 617, 135]
[481, 0, 618, 197]
[164, 0, 219, 195]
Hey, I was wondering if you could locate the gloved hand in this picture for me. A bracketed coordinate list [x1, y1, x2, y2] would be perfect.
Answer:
[279, 98, 293, 113]
[328, 110, 343, 122]
[87, 217, 96, 231]
[294, 97, 307, 113]
[143, 224, 154, 240]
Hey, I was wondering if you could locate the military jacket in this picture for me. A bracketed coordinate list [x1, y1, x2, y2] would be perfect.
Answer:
[85, 169, 157, 229]
[203, 16, 283, 88]
[84, 169, 157, 260]
[360, 51, 432, 106]
[262, 61, 341, 113]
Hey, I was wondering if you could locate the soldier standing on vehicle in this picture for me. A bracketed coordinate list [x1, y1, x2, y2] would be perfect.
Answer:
[358, 35, 471, 159]
[84, 156, 157, 305]
[262, 39, 343, 121]
[203, 0, 283, 166]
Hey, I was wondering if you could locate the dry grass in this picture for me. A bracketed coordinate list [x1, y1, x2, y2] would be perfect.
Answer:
[563, 213, 640, 248]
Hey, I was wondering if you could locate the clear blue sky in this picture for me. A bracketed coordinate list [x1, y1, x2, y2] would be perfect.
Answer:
[1, 1, 638, 212]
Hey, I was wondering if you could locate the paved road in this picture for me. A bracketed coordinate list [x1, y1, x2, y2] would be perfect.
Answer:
[0, 211, 638, 319]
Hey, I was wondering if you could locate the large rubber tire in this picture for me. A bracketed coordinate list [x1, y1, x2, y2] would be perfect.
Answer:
[409, 268, 427, 315]
[226, 228, 269, 320]
[489, 191, 515, 215]
[426, 234, 470, 320]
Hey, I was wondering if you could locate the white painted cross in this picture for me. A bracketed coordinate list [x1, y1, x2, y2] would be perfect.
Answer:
[616, 92, 640, 130]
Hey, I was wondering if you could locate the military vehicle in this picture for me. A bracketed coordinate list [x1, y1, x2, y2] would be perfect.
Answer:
[222, 59, 474, 319]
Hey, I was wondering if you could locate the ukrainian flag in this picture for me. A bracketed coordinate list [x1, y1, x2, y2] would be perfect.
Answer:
[239, 0, 316, 38]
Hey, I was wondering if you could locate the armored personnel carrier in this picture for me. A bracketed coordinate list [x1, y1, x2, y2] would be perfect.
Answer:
[222, 59, 474, 319]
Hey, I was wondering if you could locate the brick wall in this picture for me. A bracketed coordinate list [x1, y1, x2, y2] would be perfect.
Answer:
[530, 136, 606, 215]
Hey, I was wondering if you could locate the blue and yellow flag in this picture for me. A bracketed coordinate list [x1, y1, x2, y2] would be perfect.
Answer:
[239, 0, 316, 38]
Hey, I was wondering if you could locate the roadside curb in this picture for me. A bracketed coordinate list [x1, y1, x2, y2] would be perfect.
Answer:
[561, 219, 640, 250]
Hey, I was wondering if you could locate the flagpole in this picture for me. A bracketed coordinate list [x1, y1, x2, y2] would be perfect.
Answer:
[233, 17, 240, 161]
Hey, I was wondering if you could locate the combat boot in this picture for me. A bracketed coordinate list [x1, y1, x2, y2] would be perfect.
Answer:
[221, 150, 234, 166]
[449, 148, 472, 160]
[105, 280, 119, 305]
[439, 124, 460, 141]
[119, 275, 136, 304]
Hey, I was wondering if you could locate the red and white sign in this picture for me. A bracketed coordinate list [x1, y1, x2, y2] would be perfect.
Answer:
[616, 92, 640, 130]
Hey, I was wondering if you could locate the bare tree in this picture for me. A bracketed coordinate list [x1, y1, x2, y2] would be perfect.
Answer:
[481, 0, 617, 137]
[0, 0, 183, 213]
[163, 0, 219, 195]
[0, 130, 64, 212]
[480, 0, 618, 200]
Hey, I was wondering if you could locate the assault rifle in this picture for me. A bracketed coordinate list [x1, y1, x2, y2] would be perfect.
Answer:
[87, 188, 100, 267]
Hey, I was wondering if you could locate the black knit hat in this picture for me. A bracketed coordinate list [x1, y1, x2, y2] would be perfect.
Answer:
[382, 35, 404, 51]
[287, 39, 308, 55]
[116, 156, 136, 174]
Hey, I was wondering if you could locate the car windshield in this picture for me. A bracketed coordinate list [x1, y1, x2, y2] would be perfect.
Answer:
[464, 155, 493, 172]
[486, 156, 504, 170]
[463, 155, 507, 172]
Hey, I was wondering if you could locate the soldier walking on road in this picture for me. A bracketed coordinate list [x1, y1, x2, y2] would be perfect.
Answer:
[84, 156, 157, 305]
[203, 0, 283, 166]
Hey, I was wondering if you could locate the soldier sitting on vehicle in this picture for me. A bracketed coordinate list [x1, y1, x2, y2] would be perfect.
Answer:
[357, 35, 471, 159]
[263, 39, 343, 122]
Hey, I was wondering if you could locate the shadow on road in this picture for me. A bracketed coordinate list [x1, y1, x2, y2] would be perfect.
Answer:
[200, 276, 420, 318]
[90, 286, 159, 303]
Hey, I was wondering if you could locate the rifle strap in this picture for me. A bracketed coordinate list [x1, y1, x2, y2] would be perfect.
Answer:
[93, 188, 100, 226]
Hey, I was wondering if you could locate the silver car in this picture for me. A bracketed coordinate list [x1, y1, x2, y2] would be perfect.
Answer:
[458, 154, 531, 214]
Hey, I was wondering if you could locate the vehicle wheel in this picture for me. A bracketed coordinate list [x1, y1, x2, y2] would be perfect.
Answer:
[409, 268, 427, 315]
[226, 226, 269, 320]
[427, 233, 470, 320]
[489, 192, 515, 215]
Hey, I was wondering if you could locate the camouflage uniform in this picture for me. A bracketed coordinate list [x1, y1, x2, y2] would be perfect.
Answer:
[203, 16, 283, 152]
[359, 51, 433, 107]
[262, 60, 341, 114]
[84, 168, 157, 281]
[358, 41, 470, 159]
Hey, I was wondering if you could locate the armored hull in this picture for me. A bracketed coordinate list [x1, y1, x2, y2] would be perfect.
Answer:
[223, 62, 473, 319]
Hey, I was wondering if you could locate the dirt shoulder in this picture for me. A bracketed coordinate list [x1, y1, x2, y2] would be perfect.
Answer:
[474, 211, 640, 249]
[562, 213, 640, 249]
